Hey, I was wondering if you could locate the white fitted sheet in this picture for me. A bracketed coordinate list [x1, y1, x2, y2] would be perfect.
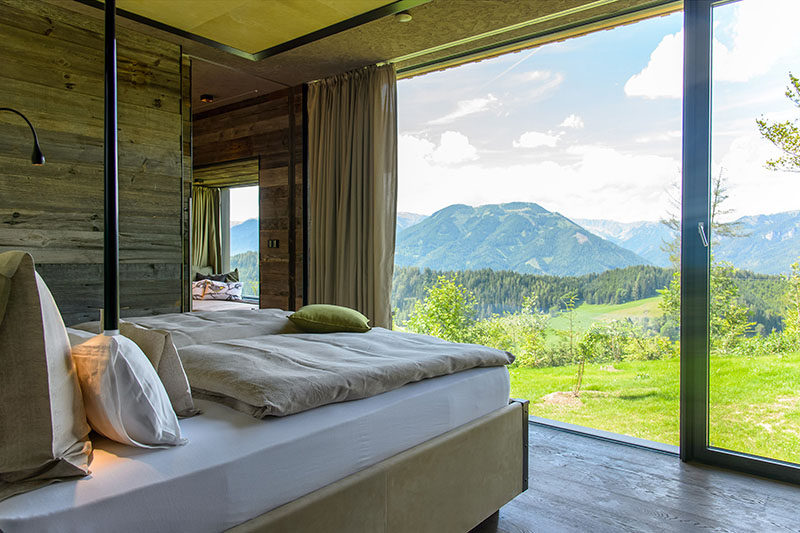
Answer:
[0, 366, 510, 533]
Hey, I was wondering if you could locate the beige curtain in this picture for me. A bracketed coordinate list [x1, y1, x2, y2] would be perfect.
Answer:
[308, 64, 398, 328]
[191, 185, 222, 273]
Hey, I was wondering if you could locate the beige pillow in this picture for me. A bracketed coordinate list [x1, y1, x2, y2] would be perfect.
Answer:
[71, 321, 199, 418]
[0, 252, 92, 502]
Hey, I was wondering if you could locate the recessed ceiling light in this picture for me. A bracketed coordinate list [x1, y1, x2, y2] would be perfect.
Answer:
[395, 11, 412, 23]
[200, 94, 214, 103]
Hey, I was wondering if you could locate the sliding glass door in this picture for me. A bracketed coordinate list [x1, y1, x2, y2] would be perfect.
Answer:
[681, 0, 800, 482]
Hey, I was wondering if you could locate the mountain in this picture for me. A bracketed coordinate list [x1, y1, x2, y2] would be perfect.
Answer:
[714, 211, 800, 274]
[578, 211, 800, 275]
[395, 202, 650, 276]
[230, 218, 258, 256]
[397, 212, 428, 232]
[575, 219, 674, 267]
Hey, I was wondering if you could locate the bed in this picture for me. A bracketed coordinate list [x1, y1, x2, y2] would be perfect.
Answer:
[0, 308, 527, 532]
[191, 299, 259, 312]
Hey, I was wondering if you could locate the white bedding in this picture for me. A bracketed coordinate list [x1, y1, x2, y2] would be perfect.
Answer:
[0, 366, 510, 533]
[191, 299, 258, 312]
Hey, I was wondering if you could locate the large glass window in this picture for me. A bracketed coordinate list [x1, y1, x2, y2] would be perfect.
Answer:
[394, 11, 684, 446]
[227, 185, 259, 299]
[679, 0, 800, 484]
[706, 0, 800, 465]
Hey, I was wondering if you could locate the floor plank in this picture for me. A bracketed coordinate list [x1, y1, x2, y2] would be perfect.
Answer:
[472, 423, 800, 533]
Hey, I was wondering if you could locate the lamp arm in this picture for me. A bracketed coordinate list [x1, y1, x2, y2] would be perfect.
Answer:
[0, 107, 45, 165]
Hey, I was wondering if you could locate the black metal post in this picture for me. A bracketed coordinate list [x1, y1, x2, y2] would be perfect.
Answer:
[679, 0, 712, 463]
[302, 83, 309, 306]
[103, 0, 120, 333]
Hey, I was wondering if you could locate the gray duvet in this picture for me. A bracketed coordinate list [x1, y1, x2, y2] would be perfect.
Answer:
[75, 309, 514, 418]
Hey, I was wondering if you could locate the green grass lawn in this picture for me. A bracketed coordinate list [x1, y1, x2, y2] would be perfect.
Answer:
[547, 296, 663, 330]
[544, 296, 663, 346]
[511, 351, 800, 463]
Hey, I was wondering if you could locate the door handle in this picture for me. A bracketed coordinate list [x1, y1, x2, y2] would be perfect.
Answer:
[698, 222, 709, 247]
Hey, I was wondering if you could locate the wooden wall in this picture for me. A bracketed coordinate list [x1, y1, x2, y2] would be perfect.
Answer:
[0, 0, 190, 325]
[193, 87, 305, 311]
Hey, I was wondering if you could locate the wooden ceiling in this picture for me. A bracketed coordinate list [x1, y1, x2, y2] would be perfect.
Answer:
[60, 0, 681, 111]
[115, 0, 399, 54]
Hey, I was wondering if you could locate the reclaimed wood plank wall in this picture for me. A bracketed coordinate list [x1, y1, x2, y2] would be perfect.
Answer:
[193, 87, 305, 311]
[0, 0, 189, 325]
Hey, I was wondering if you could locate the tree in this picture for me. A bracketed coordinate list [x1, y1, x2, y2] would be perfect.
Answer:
[405, 276, 477, 343]
[757, 72, 800, 172]
[659, 261, 754, 353]
[784, 260, 800, 343]
[471, 295, 550, 367]
[660, 170, 746, 267]
[554, 291, 586, 396]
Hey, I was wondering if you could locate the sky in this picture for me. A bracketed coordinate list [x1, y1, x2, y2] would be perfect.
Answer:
[397, 0, 800, 223]
[230, 185, 259, 226]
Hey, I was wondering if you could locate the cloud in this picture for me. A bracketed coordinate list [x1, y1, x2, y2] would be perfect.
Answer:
[399, 135, 680, 222]
[430, 131, 478, 164]
[400, 131, 478, 167]
[635, 130, 681, 143]
[624, 30, 683, 99]
[516, 70, 565, 101]
[625, 0, 800, 99]
[712, 0, 800, 83]
[513, 130, 561, 149]
[427, 94, 498, 125]
[559, 114, 585, 129]
[714, 131, 800, 217]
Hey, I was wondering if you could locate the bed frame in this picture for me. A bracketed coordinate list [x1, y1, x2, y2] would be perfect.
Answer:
[229, 399, 529, 533]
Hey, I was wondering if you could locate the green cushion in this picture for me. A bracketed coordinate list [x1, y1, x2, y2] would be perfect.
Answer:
[289, 304, 371, 333]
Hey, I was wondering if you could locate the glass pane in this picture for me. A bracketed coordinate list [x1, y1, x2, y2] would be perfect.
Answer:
[229, 185, 259, 299]
[708, 0, 800, 463]
[394, 12, 684, 445]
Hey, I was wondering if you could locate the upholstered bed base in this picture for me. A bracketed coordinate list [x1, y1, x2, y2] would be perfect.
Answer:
[229, 400, 529, 533]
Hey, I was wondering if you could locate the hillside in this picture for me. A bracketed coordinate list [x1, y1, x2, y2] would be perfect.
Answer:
[397, 212, 428, 232]
[576, 211, 800, 274]
[230, 218, 258, 256]
[392, 265, 674, 320]
[395, 202, 650, 276]
[230, 251, 258, 298]
[714, 211, 800, 274]
[575, 218, 674, 267]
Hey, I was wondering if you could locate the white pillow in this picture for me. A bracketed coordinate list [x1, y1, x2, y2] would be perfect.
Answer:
[71, 334, 187, 448]
[67, 324, 199, 418]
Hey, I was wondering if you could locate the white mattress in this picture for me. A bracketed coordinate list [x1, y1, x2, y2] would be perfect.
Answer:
[191, 299, 258, 312]
[0, 366, 510, 533]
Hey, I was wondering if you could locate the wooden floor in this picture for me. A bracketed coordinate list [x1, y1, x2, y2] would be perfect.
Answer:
[473, 423, 800, 533]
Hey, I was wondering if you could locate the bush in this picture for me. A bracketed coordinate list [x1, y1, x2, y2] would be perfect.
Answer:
[405, 276, 477, 343]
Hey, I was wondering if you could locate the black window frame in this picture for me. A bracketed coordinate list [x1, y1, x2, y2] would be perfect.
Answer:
[680, 0, 800, 484]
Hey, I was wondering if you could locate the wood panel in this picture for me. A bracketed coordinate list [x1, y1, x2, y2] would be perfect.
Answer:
[193, 86, 305, 311]
[194, 158, 259, 187]
[0, 0, 189, 325]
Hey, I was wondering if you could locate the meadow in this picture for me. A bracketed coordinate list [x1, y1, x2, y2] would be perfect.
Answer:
[511, 351, 800, 464]
[400, 264, 800, 463]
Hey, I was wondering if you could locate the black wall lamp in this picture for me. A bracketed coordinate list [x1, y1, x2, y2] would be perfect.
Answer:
[0, 107, 45, 165]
